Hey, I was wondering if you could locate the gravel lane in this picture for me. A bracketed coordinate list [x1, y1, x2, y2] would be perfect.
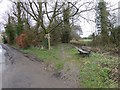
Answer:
[2, 45, 70, 88]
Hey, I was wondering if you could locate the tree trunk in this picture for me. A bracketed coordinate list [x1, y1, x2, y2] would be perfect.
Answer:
[45, 33, 51, 50]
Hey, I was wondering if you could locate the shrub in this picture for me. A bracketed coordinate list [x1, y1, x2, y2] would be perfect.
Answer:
[31, 38, 39, 47]
[61, 31, 71, 43]
[2, 35, 7, 44]
[5, 24, 15, 44]
[15, 30, 40, 48]
[15, 32, 30, 48]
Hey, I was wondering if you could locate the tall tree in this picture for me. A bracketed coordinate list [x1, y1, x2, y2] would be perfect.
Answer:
[15, 2, 23, 35]
[62, 2, 71, 43]
[5, 15, 15, 44]
[95, 0, 110, 45]
[50, 17, 63, 45]
[12, 1, 25, 36]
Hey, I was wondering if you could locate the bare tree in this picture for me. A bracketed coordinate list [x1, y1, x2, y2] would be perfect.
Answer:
[20, 0, 95, 49]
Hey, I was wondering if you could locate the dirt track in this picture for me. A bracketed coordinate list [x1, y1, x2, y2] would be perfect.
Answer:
[2, 45, 70, 88]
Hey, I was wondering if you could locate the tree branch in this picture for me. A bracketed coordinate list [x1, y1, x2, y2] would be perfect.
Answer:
[44, 2, 51, 22]
[20, 2, 37, 21]
[49, 2, 79, 33]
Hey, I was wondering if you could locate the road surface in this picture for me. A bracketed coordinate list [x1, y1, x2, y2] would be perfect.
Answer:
[1, 45, 70, 88]
[0, 45, 6, 89]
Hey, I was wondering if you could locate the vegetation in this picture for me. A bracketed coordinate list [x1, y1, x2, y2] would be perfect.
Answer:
[62, 3, 71, 43]
[15, 2, 23, 36]
[94, 0, 119, 49]
[5, 15, 15, 44]
[95, 0, 110, 45]
[21, 44, 118, 88]
[110, 26, 120, 47]
[15, 31, 30, 48]
[21, 44, 65, 71]
[1, 0, 119, 88]
[2, 36, 7, 44]
[78, 53, 118, 88]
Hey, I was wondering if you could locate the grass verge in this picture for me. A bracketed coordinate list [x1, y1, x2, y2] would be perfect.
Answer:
[66, 45, 118, 88]
[21, 45, 65, 71]
[20, 44, 118, 88]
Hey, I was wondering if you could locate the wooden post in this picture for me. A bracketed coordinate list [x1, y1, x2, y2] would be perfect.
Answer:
[47, 33, 50, 50]
[45, 33, 50, 50]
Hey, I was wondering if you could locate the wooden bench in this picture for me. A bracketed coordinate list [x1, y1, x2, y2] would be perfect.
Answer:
[75, 46, 91, 57]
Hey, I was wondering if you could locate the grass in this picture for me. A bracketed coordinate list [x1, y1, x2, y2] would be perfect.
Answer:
[20, 44, 118, 88]
[80, 39, 93, 42]
[22, 45, 61, 61]
[21, 45, 65, 71]
[70, 39, 92, 46]
[79, 54, 118, 88]
[66, 46, 118, 88]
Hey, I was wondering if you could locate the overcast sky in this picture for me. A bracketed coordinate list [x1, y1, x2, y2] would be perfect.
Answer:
[0, 0, 120, 37]
[80, 0, 120, 37]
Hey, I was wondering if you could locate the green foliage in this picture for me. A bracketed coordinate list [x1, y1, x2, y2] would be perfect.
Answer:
[62, 3, 71, 43]
[61, 31, 71, 43]
[5, 23, 15, 44]
[50, 17, 63, 45]
[110, 26, 120, 46]
[16, 2, 23, 36]
[95, 0, 111, 45]
[2, 36, 7, 44]
[16, 23, 23, 36]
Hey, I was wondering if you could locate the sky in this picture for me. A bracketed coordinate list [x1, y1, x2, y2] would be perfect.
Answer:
[80, 0, 120, 37]
[0, 0, 120, 37]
